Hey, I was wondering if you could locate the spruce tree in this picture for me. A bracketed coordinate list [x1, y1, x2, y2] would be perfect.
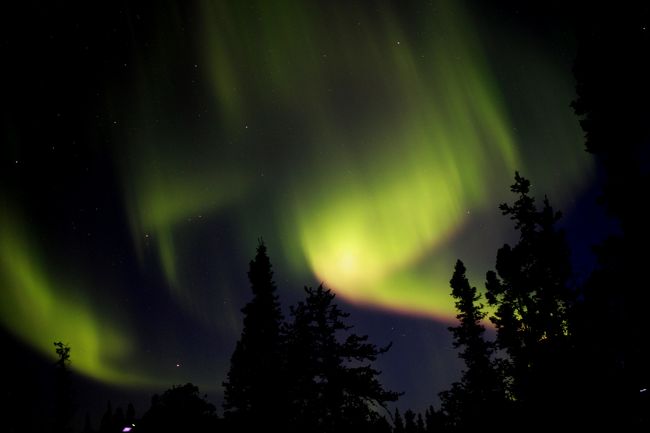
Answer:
[393, 408, 405, 433]
[113, 407, 125, 431]
[126, 403, 135, 425]
[285, 285, 399, 433]
[572, 7, 650, 427]
[403, 409, 417, 433]
[424, 405, 445, 433]
[484, 173, 575, 427]
[81, 413, 94, 433]
[222, 240, 286, 430]
[98, 401, 113, 433]
[440, 260, 503, 430]
[416, 413, 425, 433]
[53, 341, 74, 433]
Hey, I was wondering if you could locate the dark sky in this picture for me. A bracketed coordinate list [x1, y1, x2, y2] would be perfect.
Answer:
[1, 0, 610, 428]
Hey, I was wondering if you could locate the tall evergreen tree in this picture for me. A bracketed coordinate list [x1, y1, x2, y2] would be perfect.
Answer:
[393, 408, 405, 433]
[484, 173, 575, 427]
[81, 413, 94, 433]
[98, 401, 112, 433]
[403, 409, 417, 433]
[440, 260, 503, 431]
[113, 407, 125, 431]
[424, 405, 446, 433]
[52, 341, 74, 433]
[572, 5, 650, 428]
[285, 285, 399, 433]
[125, 403, 135, 425]
[222, 240, 286, 430]
[416, 413, 425, 433]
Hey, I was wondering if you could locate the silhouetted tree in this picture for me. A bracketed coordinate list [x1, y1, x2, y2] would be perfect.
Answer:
[440, 260, 504, 431]
[403, 409, 417, 433]
[125, 402, 135, 425]
[416, 413, 425, 433]
[572, 5, 650, 224]
[424, 405, 446, 432]
[98, 401, 113, 433]
[52, 341, 74, 433]
[139, 383, 218, 433]
[572, 5, 650, 428]
[484, 173, 576, 428]
[393, 408, 404, 433]
[81, 413, 94, 433]
[222, 240, 286, 431]
[96, 402, 136, 433]
[373, 416, 393, 433]
[113, 407, 125, 431]
[438, 383, 464, 430]
[285, 285, 399, 433]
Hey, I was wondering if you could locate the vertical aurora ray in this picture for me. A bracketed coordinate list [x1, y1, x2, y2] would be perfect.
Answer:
[112, 34, 253, 322]
[118, 135, 253, 324]
[196, 0, 527, 318]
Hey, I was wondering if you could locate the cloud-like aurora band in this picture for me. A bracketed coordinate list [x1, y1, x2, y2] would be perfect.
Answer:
[0, 207, 163, 387]
[117, 0, 590, 324]
[196, 0, 586, 319]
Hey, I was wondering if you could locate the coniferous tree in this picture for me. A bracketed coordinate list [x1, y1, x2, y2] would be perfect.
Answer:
[222, 240, 286, 430]
[139, 383, 218, 433]
[393, 408, 405, 433]
[373, 416, 394, 433]
[125, 403, 135, 426]
[439, 382, 464, 430]
[403, 409, 417, 433]
[440, 260, 503, 431]
[52, 341, 74, 433]
[285, 285, 399, 433]
[416, 413, 425, 433]
[484, 173, 576, 427]
[81, 413, 94, 433]
[98, 401, 113, 433]
[424, 405, 445, 433]
[113, 407, 125, 431]
[572, 5, 650, 428]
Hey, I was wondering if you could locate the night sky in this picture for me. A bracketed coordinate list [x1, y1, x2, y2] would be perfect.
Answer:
[1, 0, 607, 426]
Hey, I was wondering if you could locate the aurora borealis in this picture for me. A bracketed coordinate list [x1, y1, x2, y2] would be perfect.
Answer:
[2, 0, 594, 418]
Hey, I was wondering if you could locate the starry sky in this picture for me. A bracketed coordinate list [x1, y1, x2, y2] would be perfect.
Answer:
[1, 0, 604, 423]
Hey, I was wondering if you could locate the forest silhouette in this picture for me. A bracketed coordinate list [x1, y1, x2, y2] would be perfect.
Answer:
[46, 162, 649, 432]
[5, 3, 650, 433]
[43, 164, 650, 433]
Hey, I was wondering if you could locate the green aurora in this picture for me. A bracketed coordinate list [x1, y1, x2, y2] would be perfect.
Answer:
[0, 209, 156, 386]
[1, 0, 590, 388]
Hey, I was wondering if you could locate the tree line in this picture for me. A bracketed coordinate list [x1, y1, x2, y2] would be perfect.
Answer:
[52, 159, 648, 432]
